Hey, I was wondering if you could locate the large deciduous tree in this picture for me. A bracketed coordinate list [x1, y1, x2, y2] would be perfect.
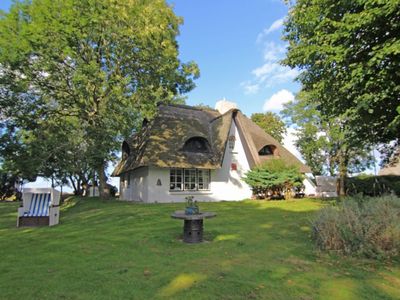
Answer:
[250, 112, 287, 143]
[283, 0, 400, 145]
[282, 92, 374, 196]
[0, 0, 199, 198]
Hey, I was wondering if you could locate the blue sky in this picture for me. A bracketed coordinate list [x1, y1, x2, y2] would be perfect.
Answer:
[171, 0, 299, 115]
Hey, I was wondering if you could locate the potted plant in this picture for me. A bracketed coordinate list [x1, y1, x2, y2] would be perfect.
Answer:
[185, 196, 199, 215]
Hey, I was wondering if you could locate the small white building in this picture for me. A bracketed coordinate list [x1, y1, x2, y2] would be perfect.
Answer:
[112, 101, 311, 202]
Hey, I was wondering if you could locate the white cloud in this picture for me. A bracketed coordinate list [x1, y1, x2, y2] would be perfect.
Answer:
[270, 67, 299, 82]
[256, 18, 284, 43]
[263, 89, 294, 111]
[240, 81, 260, 95]
[263, 42, 286, 62]
[252, 62, 277, 78]
[240, 40, 299, 94]
[266, 18, 284, 34]
[252, 63, 299, 86]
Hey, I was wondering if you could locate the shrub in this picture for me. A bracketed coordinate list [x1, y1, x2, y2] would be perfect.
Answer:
[242, 159, 304, 199]
[312, 196, 400, 259]
[345, 175, 400, 197]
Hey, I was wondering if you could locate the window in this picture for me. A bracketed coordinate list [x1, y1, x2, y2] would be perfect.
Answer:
[197, 169, 210, 190]
[184, 169, 196, 190]
[182, 137, 210, 153]
[258, 145, 275, 156]
[170, 168, 183, 191]
[228, 135, 236, 150]
[169, 168, 211, 191]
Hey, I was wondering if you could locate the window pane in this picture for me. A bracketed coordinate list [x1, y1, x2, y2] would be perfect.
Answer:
[170, 169, 183, 190]
[198, 169, 210, 190]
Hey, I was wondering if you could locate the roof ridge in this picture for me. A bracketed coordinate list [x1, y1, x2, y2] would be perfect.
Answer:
[209, 108, 239, 123]
[158, 102, 219, 113]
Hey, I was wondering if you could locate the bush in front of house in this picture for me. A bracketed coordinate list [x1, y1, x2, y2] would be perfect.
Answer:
[242, 159, 304, 199]
[312, 196, 400, 259]
[345, 175, 400, 197]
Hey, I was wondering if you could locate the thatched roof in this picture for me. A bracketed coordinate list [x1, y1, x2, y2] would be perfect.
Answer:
[235, 113, 311, 173]
[112, 104, 310, 176]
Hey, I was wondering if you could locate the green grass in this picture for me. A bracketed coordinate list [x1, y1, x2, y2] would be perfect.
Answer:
[0, 198, 399, 300]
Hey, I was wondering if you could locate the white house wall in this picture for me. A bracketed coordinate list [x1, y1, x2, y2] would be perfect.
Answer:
[120, 167, 149, 201]
[209, 119, 253, 201]
[303, 177, 316, 196]
[145, 120, 253, 203]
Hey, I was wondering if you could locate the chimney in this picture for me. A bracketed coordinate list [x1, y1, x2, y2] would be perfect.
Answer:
[215, 98, 238, 114]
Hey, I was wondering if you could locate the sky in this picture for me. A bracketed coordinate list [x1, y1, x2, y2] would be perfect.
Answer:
[0, 1, 377, 190]
[171, 0, 299, 115]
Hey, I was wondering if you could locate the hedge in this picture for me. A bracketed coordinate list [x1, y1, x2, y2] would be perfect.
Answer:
[345, 175, 400, 197]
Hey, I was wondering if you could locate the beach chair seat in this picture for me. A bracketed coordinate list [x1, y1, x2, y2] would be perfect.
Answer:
[17, 188, 61, 227]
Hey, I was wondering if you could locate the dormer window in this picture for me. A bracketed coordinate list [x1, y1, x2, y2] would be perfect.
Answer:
[182, 137, 210, 153]
[258, 145, 276, 156]
[122, 141, 130, 159]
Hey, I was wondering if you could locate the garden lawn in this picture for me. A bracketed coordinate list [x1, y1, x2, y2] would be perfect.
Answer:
[0, 198, 399, 300]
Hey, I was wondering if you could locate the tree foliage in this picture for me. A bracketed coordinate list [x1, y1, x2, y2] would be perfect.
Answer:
[243, 159, 304, 199]
[283, 0, 400, 145]
[250, 112, 287, 143]
[282, 91, 374, 178]
[0, 0, 199, 197]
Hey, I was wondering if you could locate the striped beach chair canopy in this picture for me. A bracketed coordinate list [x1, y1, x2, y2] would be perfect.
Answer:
[24, 193, 52, 217]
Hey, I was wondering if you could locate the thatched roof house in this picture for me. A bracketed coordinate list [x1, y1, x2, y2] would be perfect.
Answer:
[113, 101, 310, 202]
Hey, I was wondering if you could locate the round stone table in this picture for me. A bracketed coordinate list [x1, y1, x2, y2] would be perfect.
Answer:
[171, 211, 216, 243]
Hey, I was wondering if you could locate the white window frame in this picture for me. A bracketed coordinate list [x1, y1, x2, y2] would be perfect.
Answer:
[170, 168, 183, 191]
[169, 168, 211, 191]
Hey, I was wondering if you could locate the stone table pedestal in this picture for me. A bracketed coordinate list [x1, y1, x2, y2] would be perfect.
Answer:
[171, 211, 216, 243]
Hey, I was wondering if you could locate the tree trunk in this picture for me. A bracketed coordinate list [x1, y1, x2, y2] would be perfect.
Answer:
[97, 162, 110, 199]
[337, 150, 348, 197]
[69, 175, 78, 195]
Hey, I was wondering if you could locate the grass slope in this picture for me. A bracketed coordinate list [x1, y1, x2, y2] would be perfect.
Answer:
[0, 198, 399, 300]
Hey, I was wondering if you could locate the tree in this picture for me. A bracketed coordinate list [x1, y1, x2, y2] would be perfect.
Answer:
[282, 91, 374, 195]
[283, 0, 400, 146]
[242, 159, 304, 199]
[0, 0, 199, 198]
[251, 112, 286, 143]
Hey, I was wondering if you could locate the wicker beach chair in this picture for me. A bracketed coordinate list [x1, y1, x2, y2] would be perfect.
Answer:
[17, 188, 61, 227]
